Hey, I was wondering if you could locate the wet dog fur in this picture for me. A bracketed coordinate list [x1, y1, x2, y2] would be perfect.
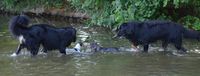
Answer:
[9, 15, 76, 56]
[114, 21, 200, 53]
[90, 42, 120, 53]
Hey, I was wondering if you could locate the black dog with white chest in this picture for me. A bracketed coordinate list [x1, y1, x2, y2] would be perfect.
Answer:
[9, 15, 76, 56]
[114, 21, 200, 53]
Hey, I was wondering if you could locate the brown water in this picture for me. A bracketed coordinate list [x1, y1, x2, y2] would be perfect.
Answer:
[0, 15, 200, 76]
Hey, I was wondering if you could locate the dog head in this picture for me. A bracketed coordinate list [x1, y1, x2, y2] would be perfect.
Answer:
[113, 23, 132, 39]
[73, 42, 83, 52]
[90, 42, 100, 52]
[113, 22, 141, 39]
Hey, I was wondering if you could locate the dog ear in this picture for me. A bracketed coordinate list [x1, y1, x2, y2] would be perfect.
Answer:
[120, 23, 128, 28]
[126, 22, 141, 34]
[125, 23, 134, 34]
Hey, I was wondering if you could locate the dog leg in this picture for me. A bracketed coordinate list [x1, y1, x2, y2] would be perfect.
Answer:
[29, 44, 40, 56]
[162, 41, 168, 51]
[59, 47, 66, 55]
[174, 44, 187, 53]
[143, 44, 149, 53]
[30, 50, 39, 56]
[11, 44, 24, 57]
[172, 38, 187, 53]
[16, 44, 24, 54]
[11, 44, 25, 57]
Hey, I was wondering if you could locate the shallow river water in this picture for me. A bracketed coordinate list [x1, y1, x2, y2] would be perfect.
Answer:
[0, 15, 200, 76]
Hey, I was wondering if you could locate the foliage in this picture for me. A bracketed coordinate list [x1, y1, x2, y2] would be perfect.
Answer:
[68, 0, 200, 29]
[0, 0, 64, 11]
[178, 16, 200, 30]
[0, 0, 200, 30]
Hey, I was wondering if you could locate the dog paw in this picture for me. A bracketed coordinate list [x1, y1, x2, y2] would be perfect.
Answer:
[10, 53, 17, 57]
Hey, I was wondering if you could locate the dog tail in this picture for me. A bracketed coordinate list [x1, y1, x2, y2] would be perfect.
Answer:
[183, 28, 200, 41]
[9, 15, 30, 37]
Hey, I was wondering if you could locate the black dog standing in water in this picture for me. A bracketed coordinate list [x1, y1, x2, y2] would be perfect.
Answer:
[114, 21, 200, 53]
[9, 15, 76, 56]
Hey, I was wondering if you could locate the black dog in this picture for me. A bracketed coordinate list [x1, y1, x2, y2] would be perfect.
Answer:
[90, 42, 120, 53]
[114, 21, 200, 53]
[9, 15, 76, 56]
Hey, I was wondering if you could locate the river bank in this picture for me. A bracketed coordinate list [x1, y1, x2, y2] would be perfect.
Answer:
[0, 6, 89, 23]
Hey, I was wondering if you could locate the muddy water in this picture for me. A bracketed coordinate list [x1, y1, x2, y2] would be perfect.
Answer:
[0, 15, 200, 76]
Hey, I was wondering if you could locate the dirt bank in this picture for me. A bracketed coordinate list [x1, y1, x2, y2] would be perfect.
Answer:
[0, 7, 89, 23]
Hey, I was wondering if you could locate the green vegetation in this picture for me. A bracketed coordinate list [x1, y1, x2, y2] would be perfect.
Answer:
[0, 0, 64, 11]
[0, 0, 200, 30]
[68, 0, 200, 29]
[178, 16, 200, 30]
